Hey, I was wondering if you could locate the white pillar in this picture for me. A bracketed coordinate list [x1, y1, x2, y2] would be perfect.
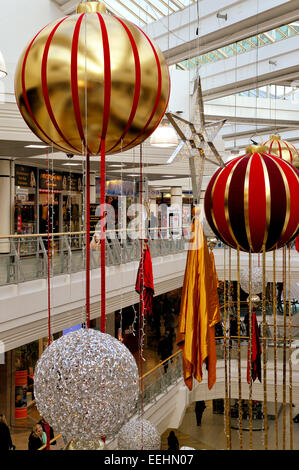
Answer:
[0, 159, 14, 253]
[170, 187, 183, 238]
[170, 187, 182, 209]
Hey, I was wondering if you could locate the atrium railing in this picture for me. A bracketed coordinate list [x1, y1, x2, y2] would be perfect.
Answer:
[0, 228, 188, 286]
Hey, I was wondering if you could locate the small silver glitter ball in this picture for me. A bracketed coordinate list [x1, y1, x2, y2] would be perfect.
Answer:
[34, 329, 139, 441]
[240, 267, 264, 295]
[64, 439, 105, 450]
[118, 418, 161, 450]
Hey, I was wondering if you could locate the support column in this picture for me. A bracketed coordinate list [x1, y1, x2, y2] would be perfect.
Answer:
[170, 186, 182, 210]
[170, 187, 182, 238]
[0, 159, 14, 253]
[0, 350, 15, 426]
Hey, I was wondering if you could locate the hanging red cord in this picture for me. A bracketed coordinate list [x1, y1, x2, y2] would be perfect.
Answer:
[100, 139, 106, 333]
[47, 149, 51, 346]
[86, 153, 91, 328]
[139, 143, 144, 449]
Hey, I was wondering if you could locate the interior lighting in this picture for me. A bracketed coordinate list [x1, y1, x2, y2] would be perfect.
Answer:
[150, 122, 178, 148]
[25, 144, 49, 149]
[0, 50, 7, 79]
[63, 163, 81, 166]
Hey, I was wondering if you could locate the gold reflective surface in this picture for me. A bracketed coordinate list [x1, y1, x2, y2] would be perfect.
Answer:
[246, 144, 267, 154]
[77, 1, 107, 13]
[15, 12, 170, 155]
[264, 136, 299, 168]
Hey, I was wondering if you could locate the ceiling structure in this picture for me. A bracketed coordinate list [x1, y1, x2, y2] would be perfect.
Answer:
[52, 0, 197, 24]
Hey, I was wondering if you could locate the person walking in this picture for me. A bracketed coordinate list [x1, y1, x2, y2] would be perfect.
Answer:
[0, 414, 13, 451]
[158, 332, 173, 373]
[195, 401, 206, 426]
[167, 430, 179, 451]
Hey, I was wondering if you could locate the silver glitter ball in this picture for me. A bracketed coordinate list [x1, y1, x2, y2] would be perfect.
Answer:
[240, 267, 264, 295]
[34, 329, 139, 441]
[118, 418, 161, 450]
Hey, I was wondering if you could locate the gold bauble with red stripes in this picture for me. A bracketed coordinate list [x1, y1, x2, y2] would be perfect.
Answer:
[14, 1, 170, 155]
[263, 135, 299, 169]
[204, 145, 299, 252]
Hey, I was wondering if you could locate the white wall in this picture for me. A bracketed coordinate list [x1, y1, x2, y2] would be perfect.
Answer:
[0, 0, 63, 97]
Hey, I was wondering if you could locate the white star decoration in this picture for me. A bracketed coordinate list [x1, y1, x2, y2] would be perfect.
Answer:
[166, 75, 226, 204]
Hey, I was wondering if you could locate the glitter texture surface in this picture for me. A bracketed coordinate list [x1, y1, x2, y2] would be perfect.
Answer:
[240, 267, 263, 295]
[34, 329, 139, 441]
[64, 439, 105, 450]
[118, 418, 161, 450]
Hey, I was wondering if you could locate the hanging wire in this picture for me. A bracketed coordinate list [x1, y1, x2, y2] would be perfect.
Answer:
[46, 147, 51, 346]
[237, 245, 243, 449]
[223, 245, 230, 449]
[248, 250, 253, 449]
[119, 138, 124, 342]
[282, 246, 287, 449]
[228, 246, 232, 449]
[262, 245, 268, 448]
[288, 244, 293, 449]
[273, 249, 279, 448]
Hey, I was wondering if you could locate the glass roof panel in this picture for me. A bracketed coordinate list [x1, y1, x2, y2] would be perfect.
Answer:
[177, 23, 299, 69]
[53, 0, 194, 25]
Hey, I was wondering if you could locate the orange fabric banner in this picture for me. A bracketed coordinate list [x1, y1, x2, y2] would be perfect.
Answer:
[177, 214, 221, 390]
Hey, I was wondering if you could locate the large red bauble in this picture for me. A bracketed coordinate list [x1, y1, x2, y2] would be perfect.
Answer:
[204, 150, 299, 252]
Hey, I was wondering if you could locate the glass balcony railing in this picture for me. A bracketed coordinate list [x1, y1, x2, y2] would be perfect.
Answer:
[0, 229, 188, 286]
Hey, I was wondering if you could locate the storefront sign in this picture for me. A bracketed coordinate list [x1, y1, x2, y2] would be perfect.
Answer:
[15, 165, 37, 188]
[39, 170, 63, 192]
[96, 178, 137, 197]
[16, 187, 29, 201]
[90, 203, 100, 234]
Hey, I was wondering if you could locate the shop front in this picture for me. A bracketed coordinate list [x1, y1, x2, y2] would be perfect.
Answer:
[14, 165, 37, 235]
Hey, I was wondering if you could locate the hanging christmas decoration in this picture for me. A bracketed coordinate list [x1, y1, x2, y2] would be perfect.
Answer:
[263, 135, 299, 169]
[34, 329, 139, 441]
[14, 1, 170, 155]
[247, 312, 262, 384]
[64, 439, 105, 450]
[247, 294, 261, 309]
[240, 267, 263, 295]
[135, 239, 154, 317]
[118, 418, 161, 450]
[204, 146, 299, 252]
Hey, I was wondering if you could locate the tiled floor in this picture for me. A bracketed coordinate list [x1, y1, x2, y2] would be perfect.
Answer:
[161, 401, 299, 450]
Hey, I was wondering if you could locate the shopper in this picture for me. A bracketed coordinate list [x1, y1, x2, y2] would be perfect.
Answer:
[0, 414, 13, 451]
[158, 333, 173, 373]
[195, 400, 206, 426]
[167, 430, 179, 451]
[28, 423, 45, 451]
[38, 417, 55, 449]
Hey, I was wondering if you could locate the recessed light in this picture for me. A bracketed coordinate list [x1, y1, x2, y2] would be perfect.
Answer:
[163, 175, 175, 178]
[110, 164, 124, 167]
[25, 144, 49, 149]
[62, 163, 81, 166]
